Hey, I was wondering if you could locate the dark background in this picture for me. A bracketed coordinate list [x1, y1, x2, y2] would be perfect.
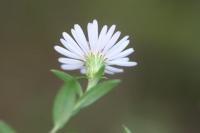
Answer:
[0, 0, 200, 133]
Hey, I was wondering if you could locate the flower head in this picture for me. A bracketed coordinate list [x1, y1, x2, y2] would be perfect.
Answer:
[54, 19, 137, 78]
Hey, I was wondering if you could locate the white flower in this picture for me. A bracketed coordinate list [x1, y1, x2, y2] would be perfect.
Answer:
[54, 19, 137, 78]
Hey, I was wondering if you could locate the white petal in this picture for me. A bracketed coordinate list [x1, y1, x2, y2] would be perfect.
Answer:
[102, 31, 121, 54]
[109, 48, 134, 60]
[80, 68, 86, 74]
[107, 60, 137, 67]
[92, 20, 98, 49]
[104, 35, 129, 55]
[105, 70, 115, 75]
[61, 64, 83, 70]
[95, 25, 108, 52]
[74, 24, 90, 52]
[62, 32, 84, 56]
[87, 20, 98, 51]
[106, 57, 129, 62]
[54, 46, 83, 60]
[58, 57, 84, 65]
[106, 66, 124, 73]
[60, 38, 84, 58]
[98, 25, 116, 51]
[71, 29, 88, 54]
[105, 39, 129, 59]
[87, 23, 93, 50]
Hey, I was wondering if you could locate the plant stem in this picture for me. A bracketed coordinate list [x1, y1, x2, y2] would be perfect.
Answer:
[86, 78, 99, 91]
[73, 78, 99, 115]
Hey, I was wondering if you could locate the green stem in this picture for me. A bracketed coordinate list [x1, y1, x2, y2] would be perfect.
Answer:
[86, 78, 99, 91]
[73, 78, 99, 115]
[73, 78, 98, 114]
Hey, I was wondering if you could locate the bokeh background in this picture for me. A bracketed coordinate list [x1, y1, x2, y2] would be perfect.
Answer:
[0, 0, 200, 133]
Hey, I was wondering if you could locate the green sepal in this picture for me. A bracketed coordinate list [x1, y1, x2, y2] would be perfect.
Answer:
[95, 64, 105, 79]
[75, 79, 121, 109]
[86, 65, 105, 91]
[0, 121, 16, 133]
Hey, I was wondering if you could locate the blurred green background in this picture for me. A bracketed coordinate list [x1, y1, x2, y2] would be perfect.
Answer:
[0, 0, 200, 133]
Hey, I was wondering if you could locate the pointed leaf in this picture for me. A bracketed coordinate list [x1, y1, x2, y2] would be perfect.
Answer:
[51, 69, 73, 81]
[0, 121, 16, 133]
[122, 125, 132, 133]
[53, 81, 77, 131]
[51, 69, 83, 97]
[75, 79, 120, 109]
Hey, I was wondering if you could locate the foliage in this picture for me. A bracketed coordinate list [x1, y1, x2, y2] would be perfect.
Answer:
[1, 69, 132, 133]
[50, 69, 121, 133]
[0, 121, 16, 133]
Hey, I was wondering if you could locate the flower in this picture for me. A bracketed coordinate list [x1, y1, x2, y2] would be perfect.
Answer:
[54, 19, 137, 78]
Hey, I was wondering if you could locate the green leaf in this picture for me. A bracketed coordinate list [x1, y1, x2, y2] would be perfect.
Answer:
[51, 69, 74, 81]
[52, 81, 77, 131]
[75, 79, 120, 109]
[0, 121, 16, 133]
[51, 69, 83, 97]
[122, 125, 132, 133]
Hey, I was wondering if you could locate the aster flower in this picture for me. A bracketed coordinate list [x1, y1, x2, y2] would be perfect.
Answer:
[54, 19, 137, 78]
